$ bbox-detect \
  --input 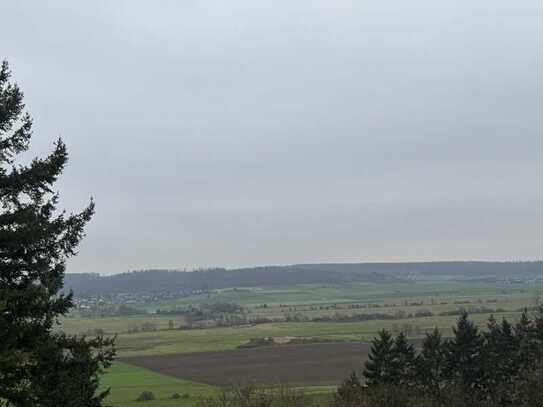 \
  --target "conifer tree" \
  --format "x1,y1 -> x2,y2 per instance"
515,309 -> 539,371
335,371 -> 363,405
363,329 -> 396,386
515,309 -> 532,338
482,316 -> 518,405
445,312 -> 484,398
0,61 -> 115,406
533,304 -> 543,345
391,332 -> 416,387
416,327 -> 446,397
499,317 -> 518,375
